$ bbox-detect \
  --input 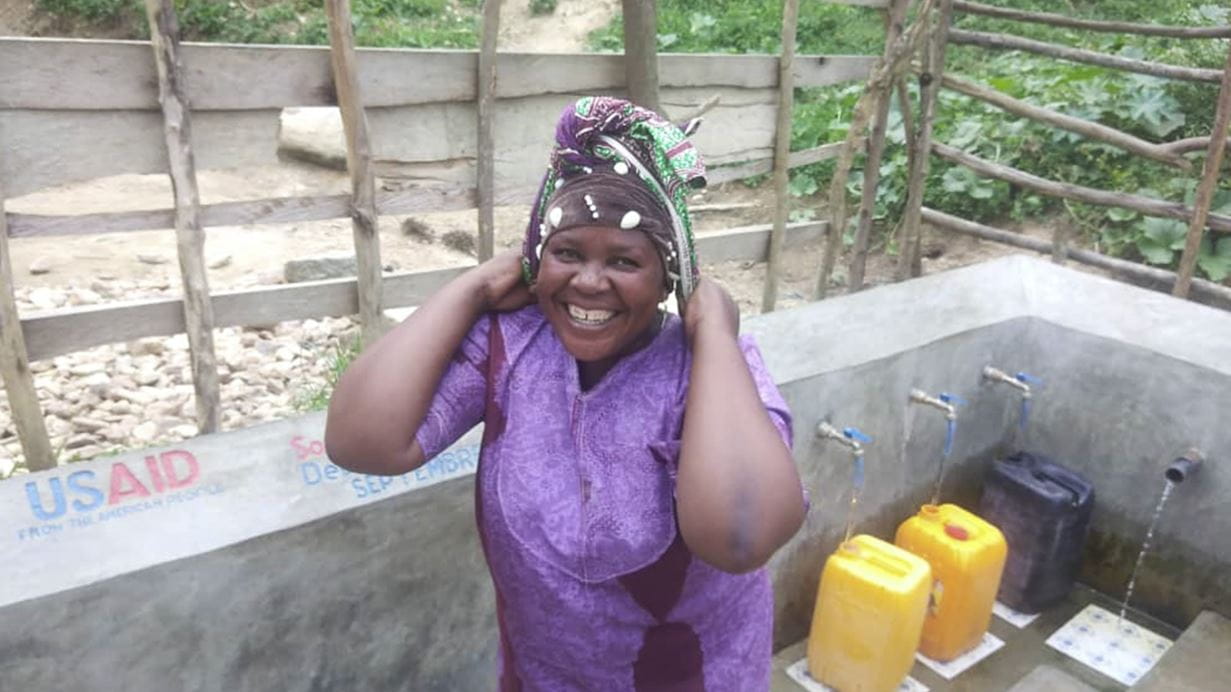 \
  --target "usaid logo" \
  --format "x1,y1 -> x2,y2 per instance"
23,450 -> 201,521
